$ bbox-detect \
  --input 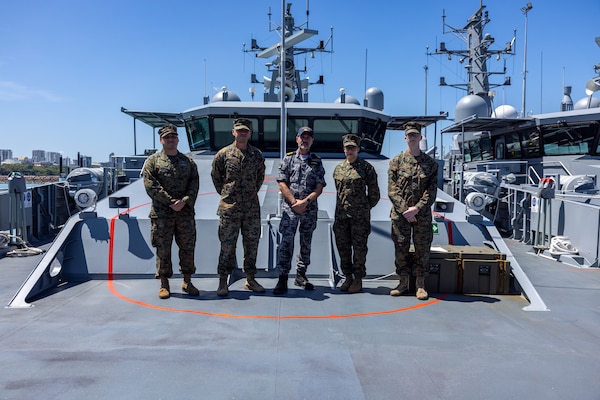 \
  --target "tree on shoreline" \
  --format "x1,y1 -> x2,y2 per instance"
1,164 -> 60,177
